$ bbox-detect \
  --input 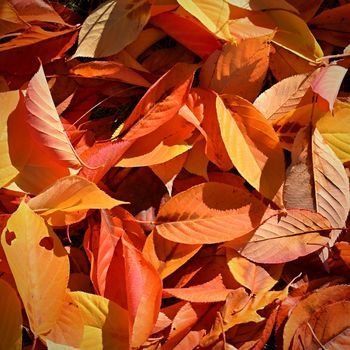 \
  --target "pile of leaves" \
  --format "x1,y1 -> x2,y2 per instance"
1,0 -> 350,349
